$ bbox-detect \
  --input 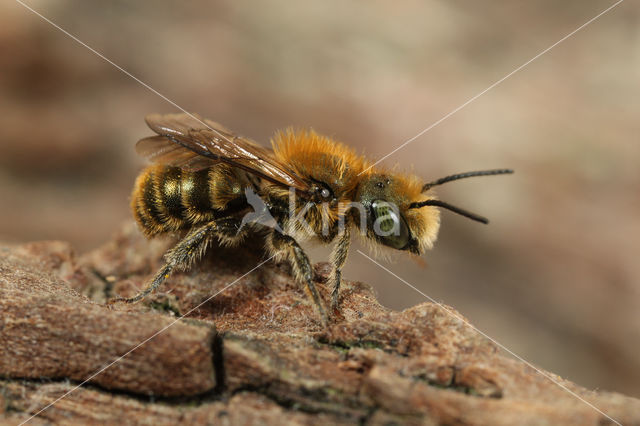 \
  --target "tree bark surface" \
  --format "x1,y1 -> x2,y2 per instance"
1,223 -> 638,425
